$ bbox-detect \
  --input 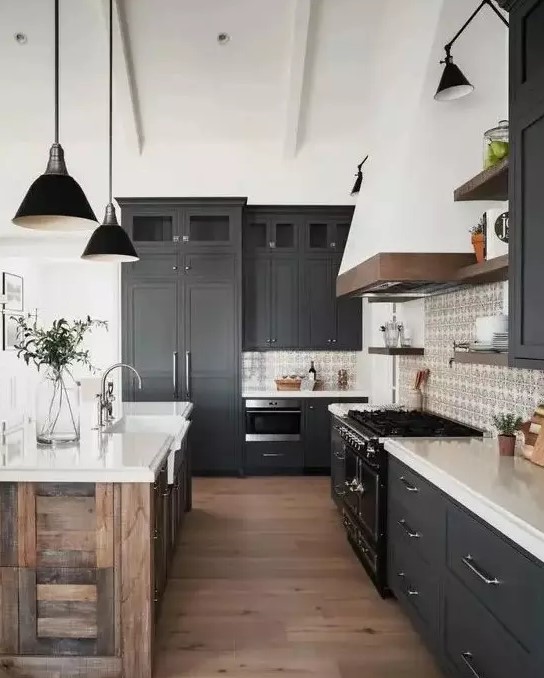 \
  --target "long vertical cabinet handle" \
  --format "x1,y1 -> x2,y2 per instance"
185,351 -> 191,400
173,351 -> 179,399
